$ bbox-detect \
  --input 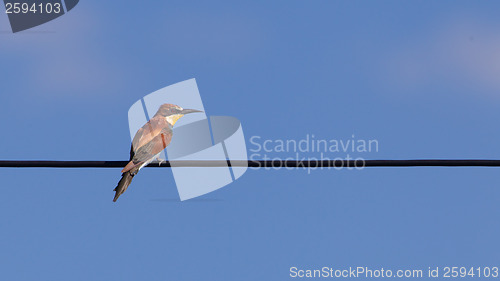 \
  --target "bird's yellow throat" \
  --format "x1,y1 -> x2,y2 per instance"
166,114 -> 184,126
